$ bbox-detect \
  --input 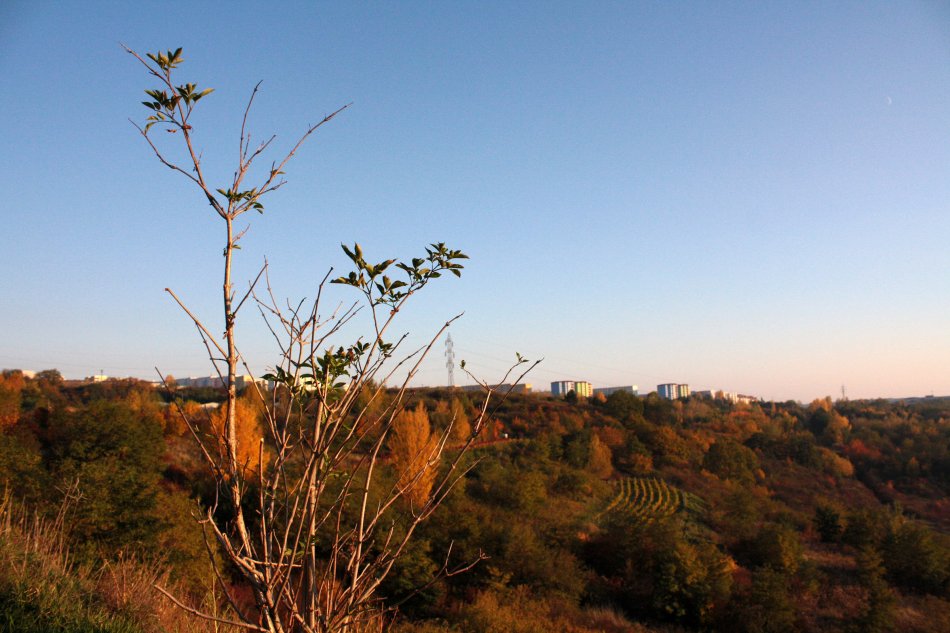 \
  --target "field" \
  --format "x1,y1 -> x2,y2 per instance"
598,477 -> 706,524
